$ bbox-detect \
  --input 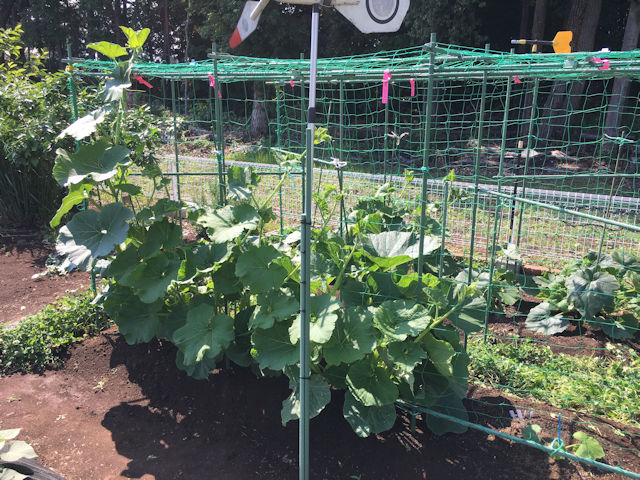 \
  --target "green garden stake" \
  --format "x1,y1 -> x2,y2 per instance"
170,80 -> 183,226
